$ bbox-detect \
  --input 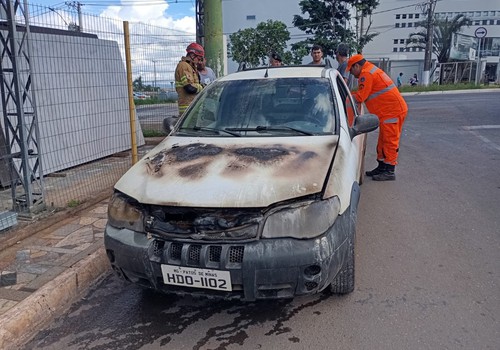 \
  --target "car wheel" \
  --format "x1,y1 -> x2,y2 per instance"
330,211 -> 356,294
